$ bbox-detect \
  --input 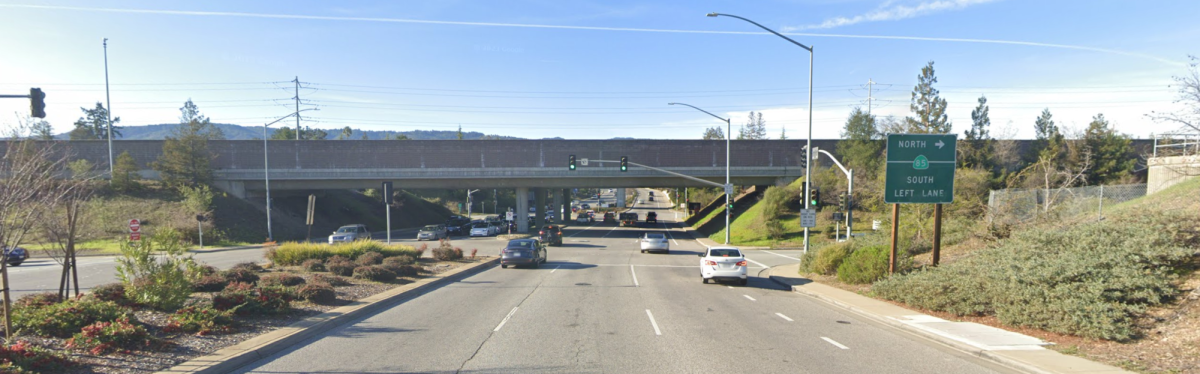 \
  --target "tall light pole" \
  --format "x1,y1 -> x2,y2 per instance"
668,102 -> 732,245
103,38 -> 114,181
263,108 -> 318,241
707,12 -> 815,252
